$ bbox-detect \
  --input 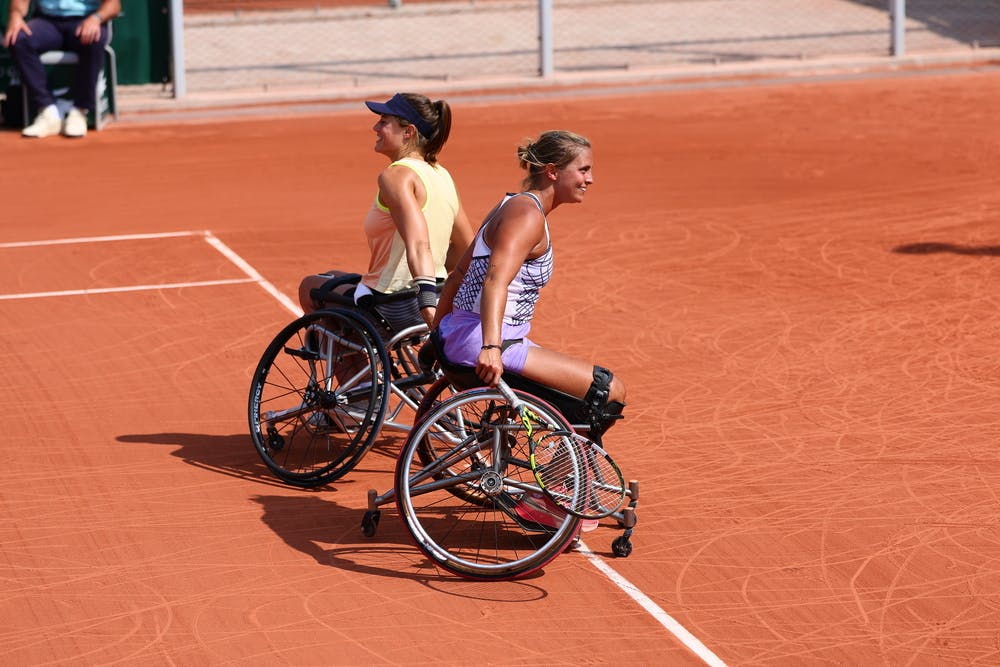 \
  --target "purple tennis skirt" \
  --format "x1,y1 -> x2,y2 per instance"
437,309 -> 536,373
